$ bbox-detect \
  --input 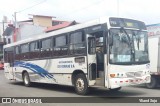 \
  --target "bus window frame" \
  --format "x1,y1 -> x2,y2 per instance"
29,40 -> 41,60
40,37 -> 53,58
20,43 -> 30,60
15,46 -> 20,61
69,30 -> 86,56
53,34 -> 69,57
